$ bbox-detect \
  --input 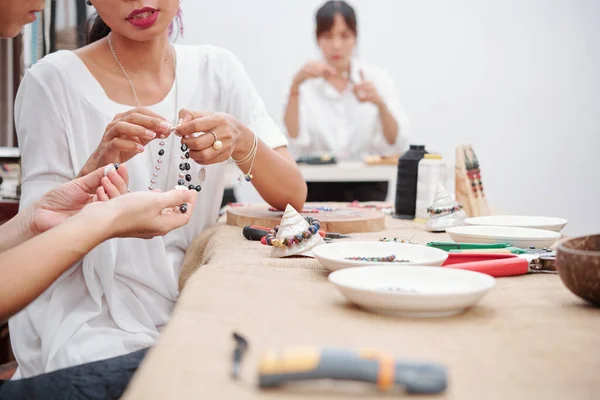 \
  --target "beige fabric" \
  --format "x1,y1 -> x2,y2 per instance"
126,216 -> 600,400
